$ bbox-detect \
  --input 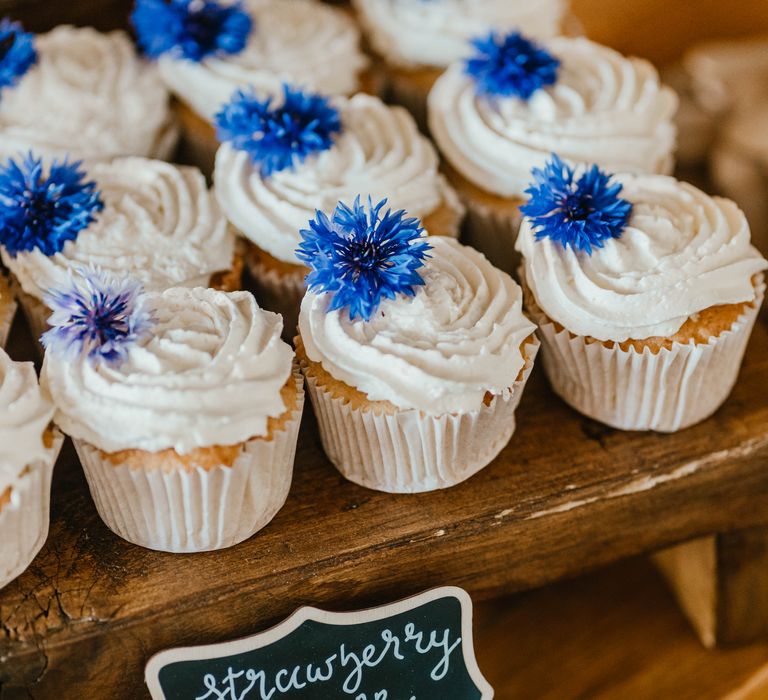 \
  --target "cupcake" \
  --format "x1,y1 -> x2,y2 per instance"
0,273 -> 16,348
0,21 -> 176,164
0,154 -> 238,343
428,32 -> 678,273
353,0 -> 569,127
516,155 -> 767,432
710,99 -> 768,254
41,271 -> 303,553
0,349 -> 63,589
214,86 -> 464,337
133,0 -> 373,175
296,197 -> 538,493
